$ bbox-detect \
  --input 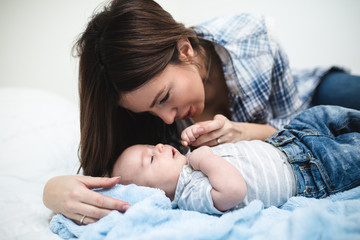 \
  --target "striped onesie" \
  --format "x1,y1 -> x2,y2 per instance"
172,140 -> 296,215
